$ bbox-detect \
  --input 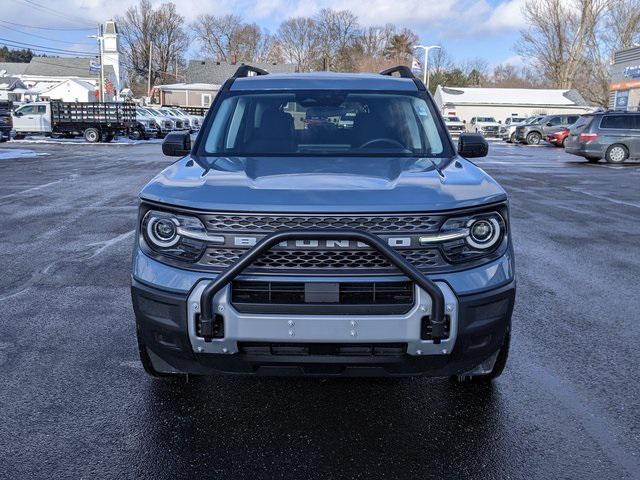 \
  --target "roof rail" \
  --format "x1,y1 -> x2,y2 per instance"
232,65 -> 269,78
379,66 -> 415,79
